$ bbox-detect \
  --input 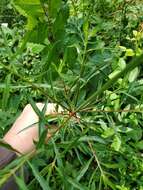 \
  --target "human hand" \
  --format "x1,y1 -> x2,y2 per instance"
3,103 -> 62,155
